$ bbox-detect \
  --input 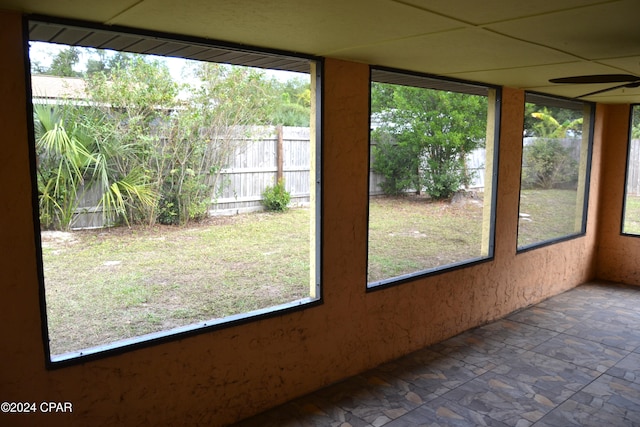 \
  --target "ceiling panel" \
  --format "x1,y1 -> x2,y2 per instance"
397,0 -> 608,25
108,0 -> 466,56
332,27 -> 576,75
449,61 -> 623,89
486,0 -> 640,60
526,83 -> 640,103
0,0 -> 138,21
2,0 -> 640,103
597,56 -> 640,77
